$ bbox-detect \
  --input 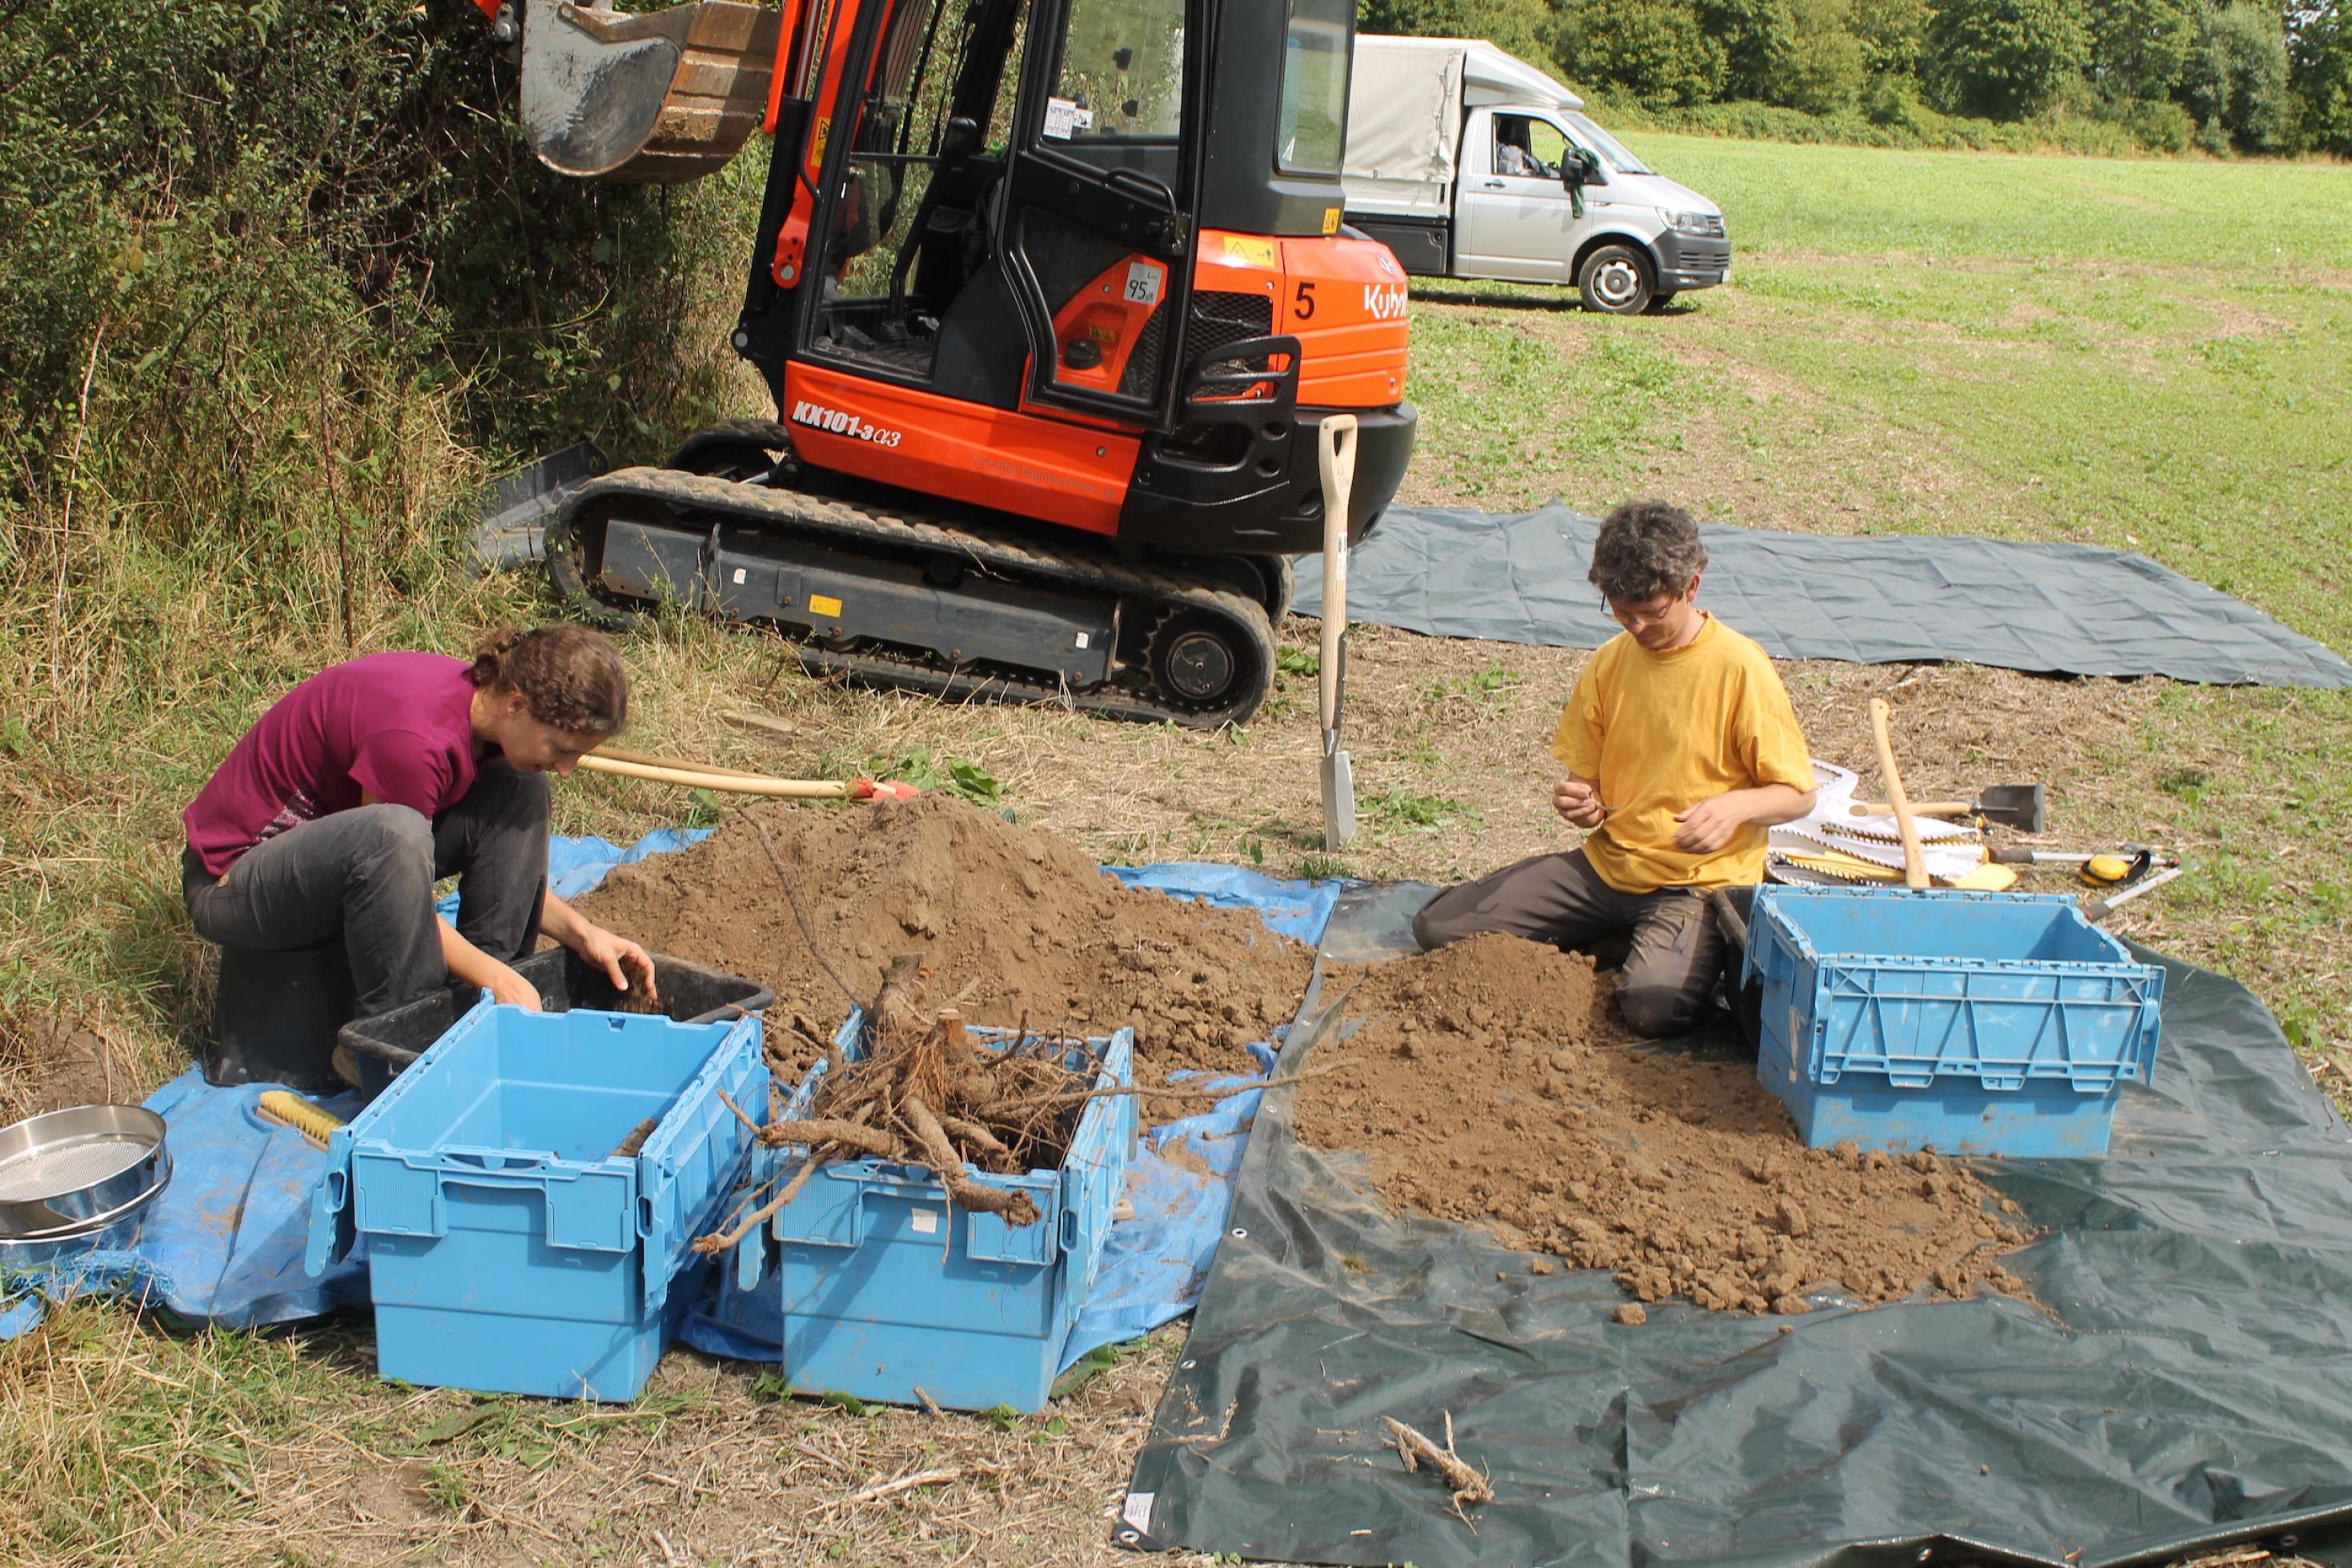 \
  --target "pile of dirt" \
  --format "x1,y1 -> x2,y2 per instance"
574,796 -> 1312,1081
1293,933 -> 2036,1315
